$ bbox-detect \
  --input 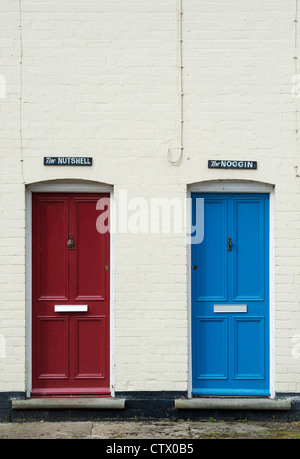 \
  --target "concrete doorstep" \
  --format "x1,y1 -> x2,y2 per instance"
12,397 -> 126,410
12,397 -> 291,412
174,398 -> 291,411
